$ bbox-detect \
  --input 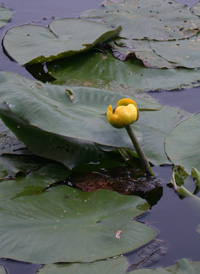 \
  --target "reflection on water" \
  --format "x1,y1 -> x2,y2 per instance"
127,166 -> 200,269
150,87 -> 200,114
